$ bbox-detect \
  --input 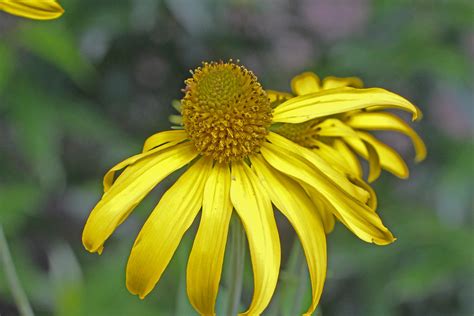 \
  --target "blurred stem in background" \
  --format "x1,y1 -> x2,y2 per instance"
276,238 -> 311,316
225,214 -> 246,315
0,225 -> 34,316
